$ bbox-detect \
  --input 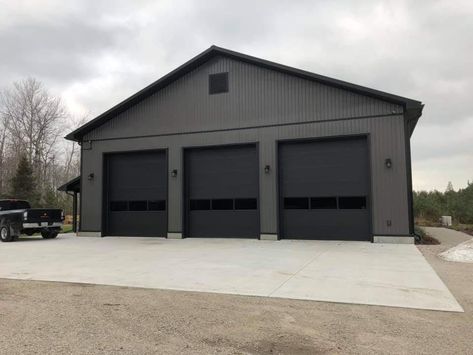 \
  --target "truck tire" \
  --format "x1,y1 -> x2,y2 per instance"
0,225 -> 14,242
41,230 -> 58,239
